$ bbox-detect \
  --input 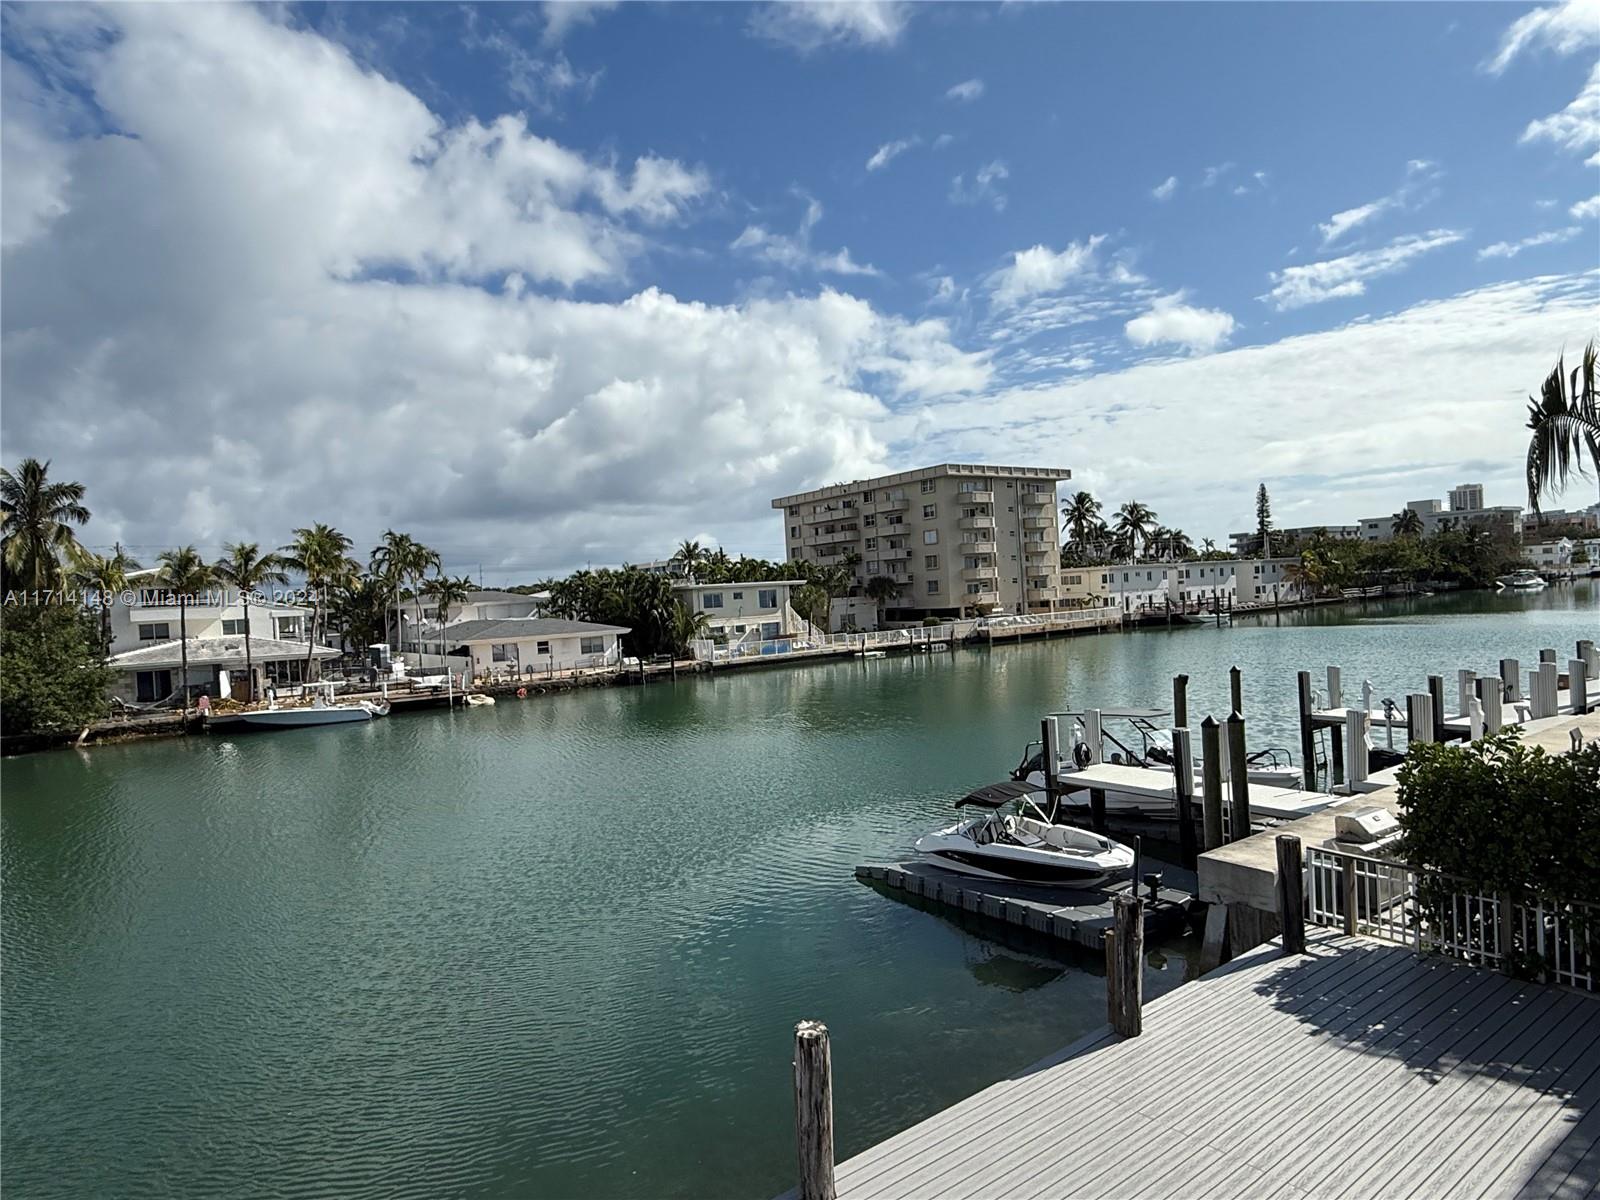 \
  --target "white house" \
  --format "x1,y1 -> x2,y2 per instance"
416,589 -> 547,653
107,636 -> 341,705
1523,538 -> 1573,569
1058,558 -> 1299,610
672,579 -> 812,643
441,618 -> 630,678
